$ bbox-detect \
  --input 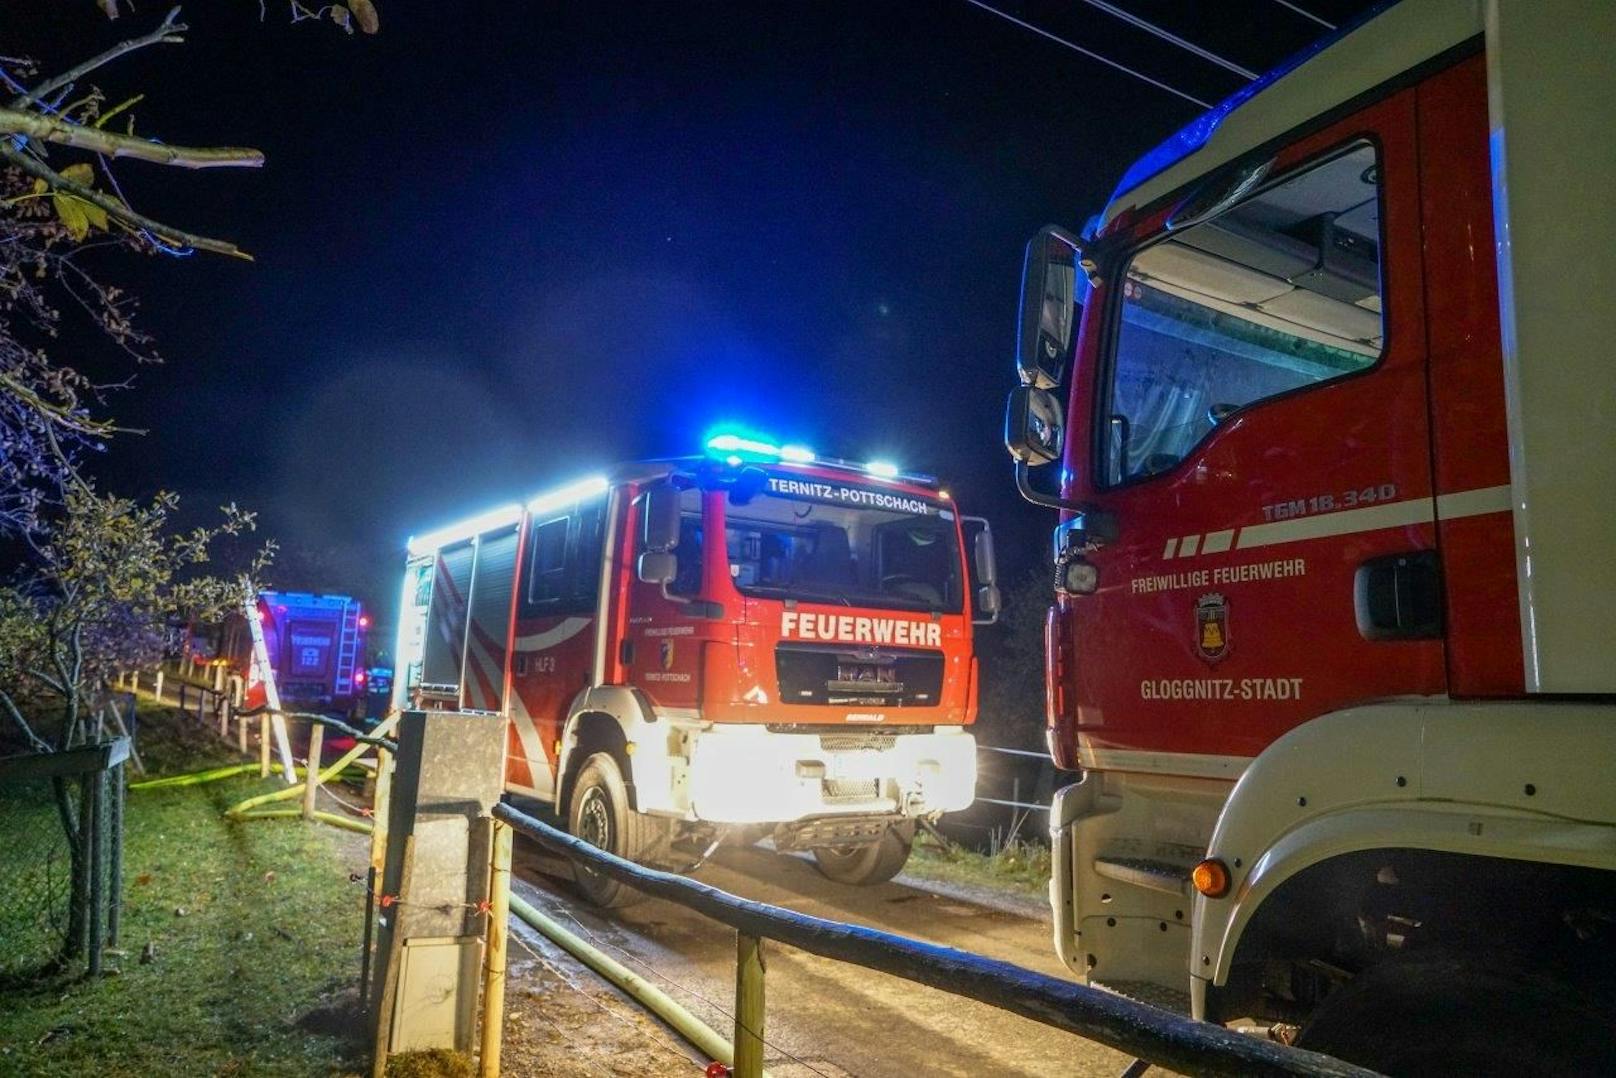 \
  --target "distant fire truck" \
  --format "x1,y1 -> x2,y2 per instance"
221,591 -> 369,716
1003,1 -> 1616,1071
392,435 -> 998,902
